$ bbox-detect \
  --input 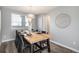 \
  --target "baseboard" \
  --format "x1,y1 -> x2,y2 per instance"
2,39 -> 15,43
50,40 -> 79,53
